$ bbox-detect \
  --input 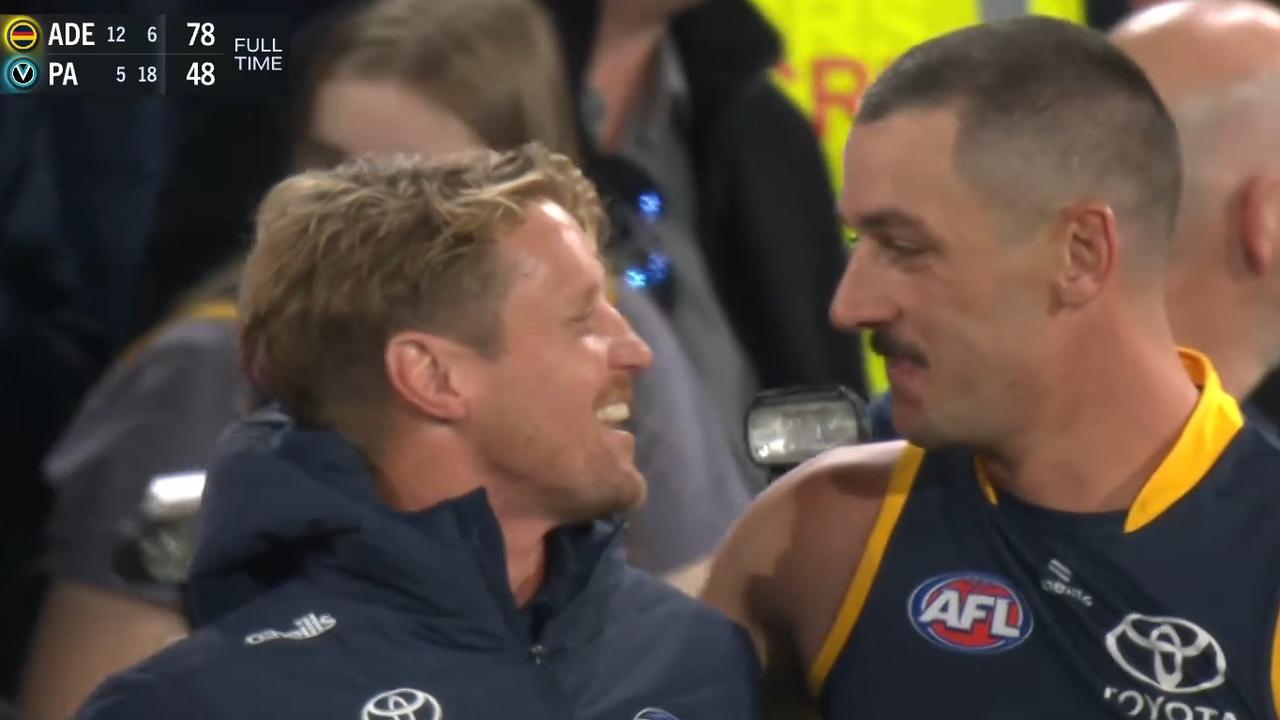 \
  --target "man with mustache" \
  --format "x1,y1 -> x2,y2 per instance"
74,147 -> 761,720
702,15 -> 1280,719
